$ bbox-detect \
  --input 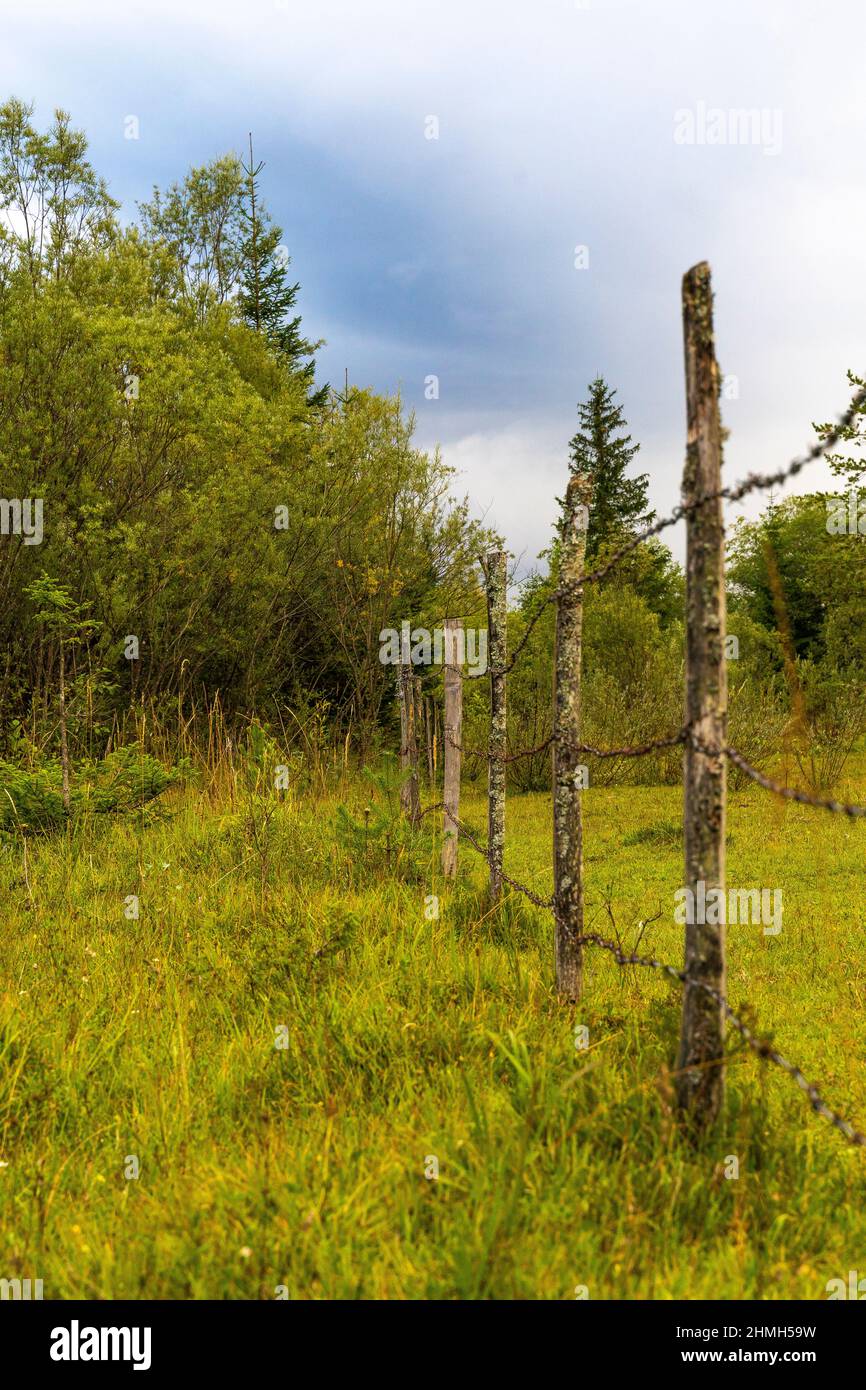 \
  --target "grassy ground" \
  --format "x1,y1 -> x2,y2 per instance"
1,760 -> 865,1300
